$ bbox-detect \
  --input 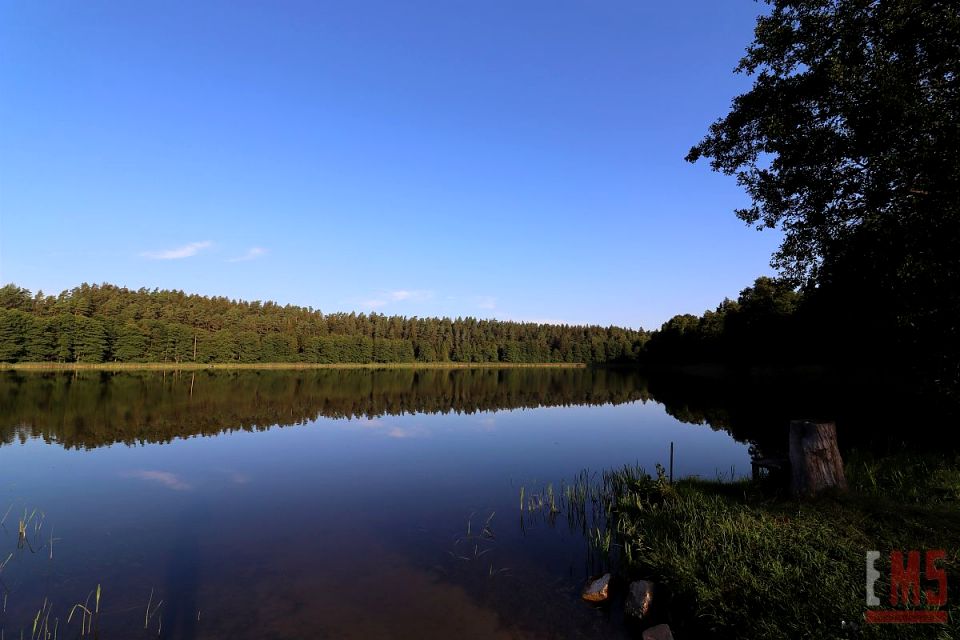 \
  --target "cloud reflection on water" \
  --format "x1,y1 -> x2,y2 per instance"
123,469 -> 192,491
